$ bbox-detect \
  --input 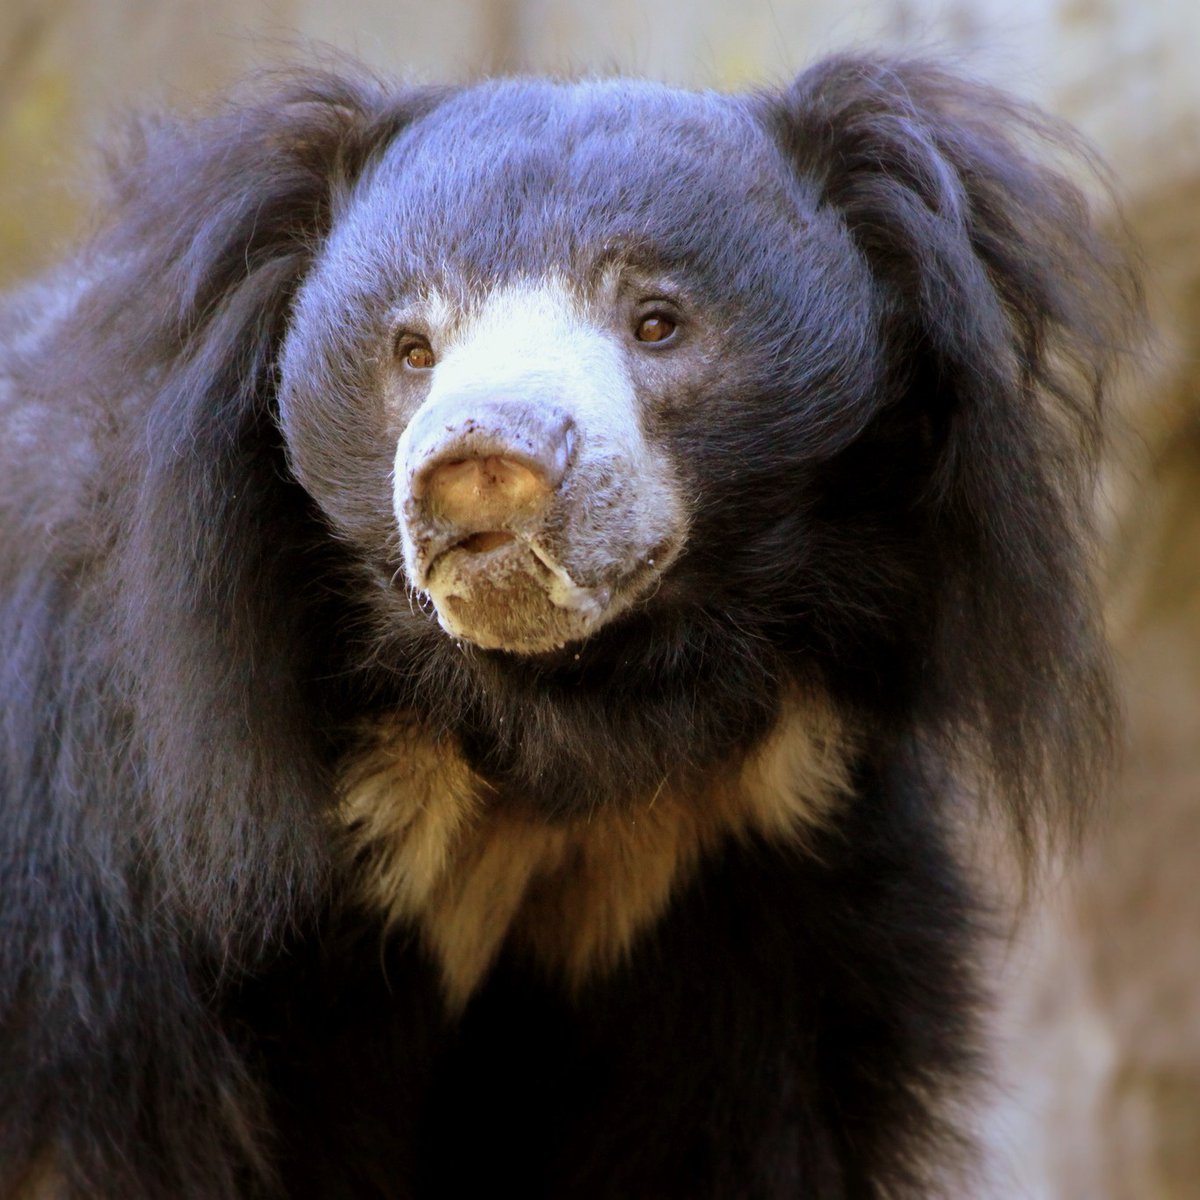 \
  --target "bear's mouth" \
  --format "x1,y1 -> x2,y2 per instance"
455,530 -> 518,555
422,533 -> 613,654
